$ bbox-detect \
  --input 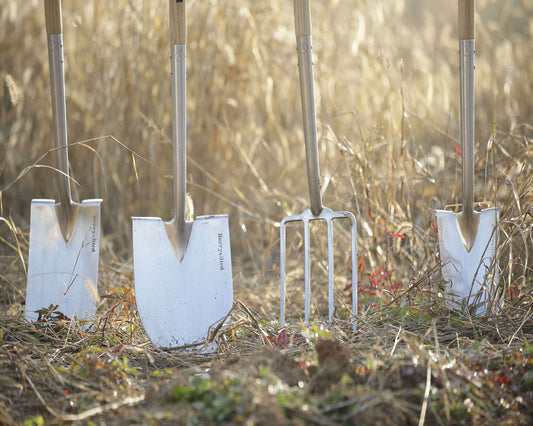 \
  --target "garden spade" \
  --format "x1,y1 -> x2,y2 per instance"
132,0 -> 233,349
25,0 -> 102,323
436,0 -> 499,316
280,0 -> 357,330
